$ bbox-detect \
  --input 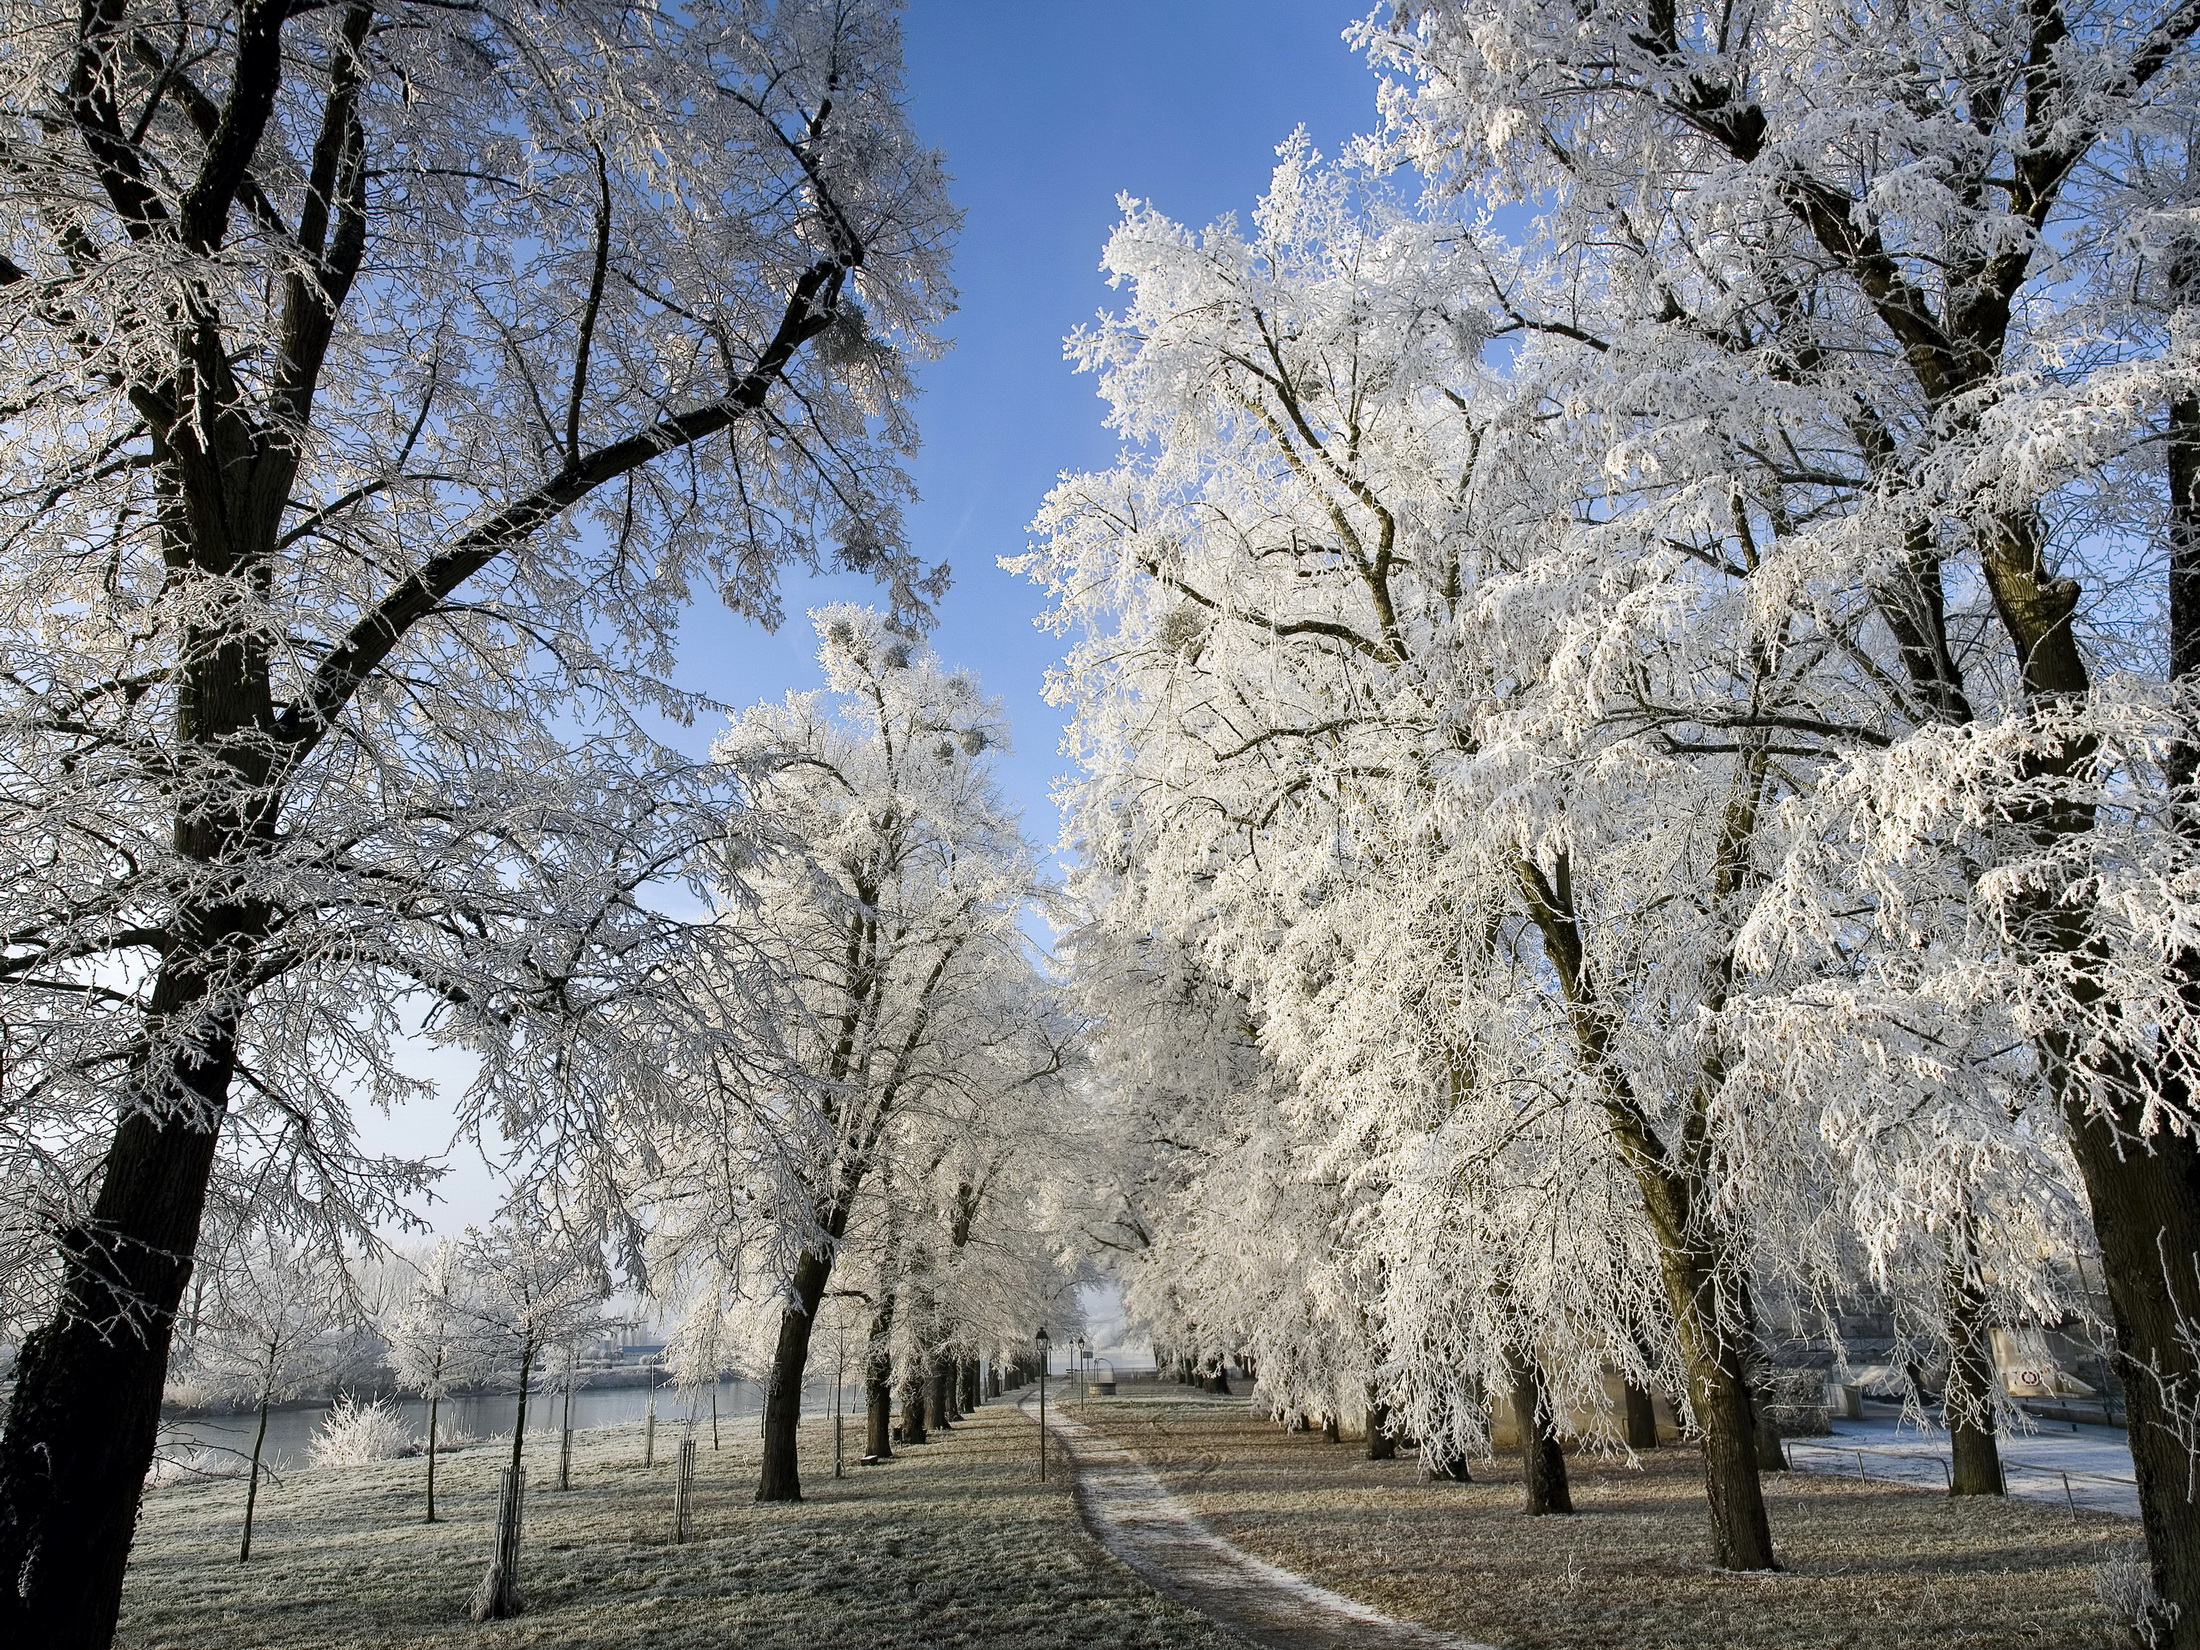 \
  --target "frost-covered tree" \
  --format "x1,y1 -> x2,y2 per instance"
1025,144 -> 1840,1559
1361,0 -> 2200,1618
647,608 -> 1064,1502
171,1237 -> 352,1563
383,1240 -> 496,1523
459,1215 -> 607,1500
0,0 -> 951,1637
